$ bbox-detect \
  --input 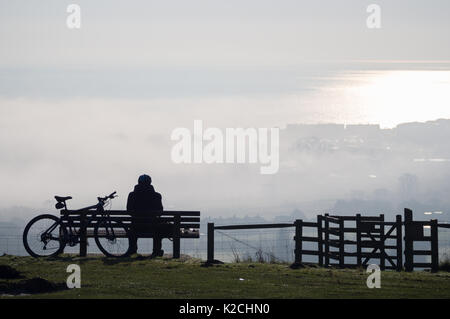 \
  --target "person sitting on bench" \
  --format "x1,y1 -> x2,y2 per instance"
127,174 -> 164,257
